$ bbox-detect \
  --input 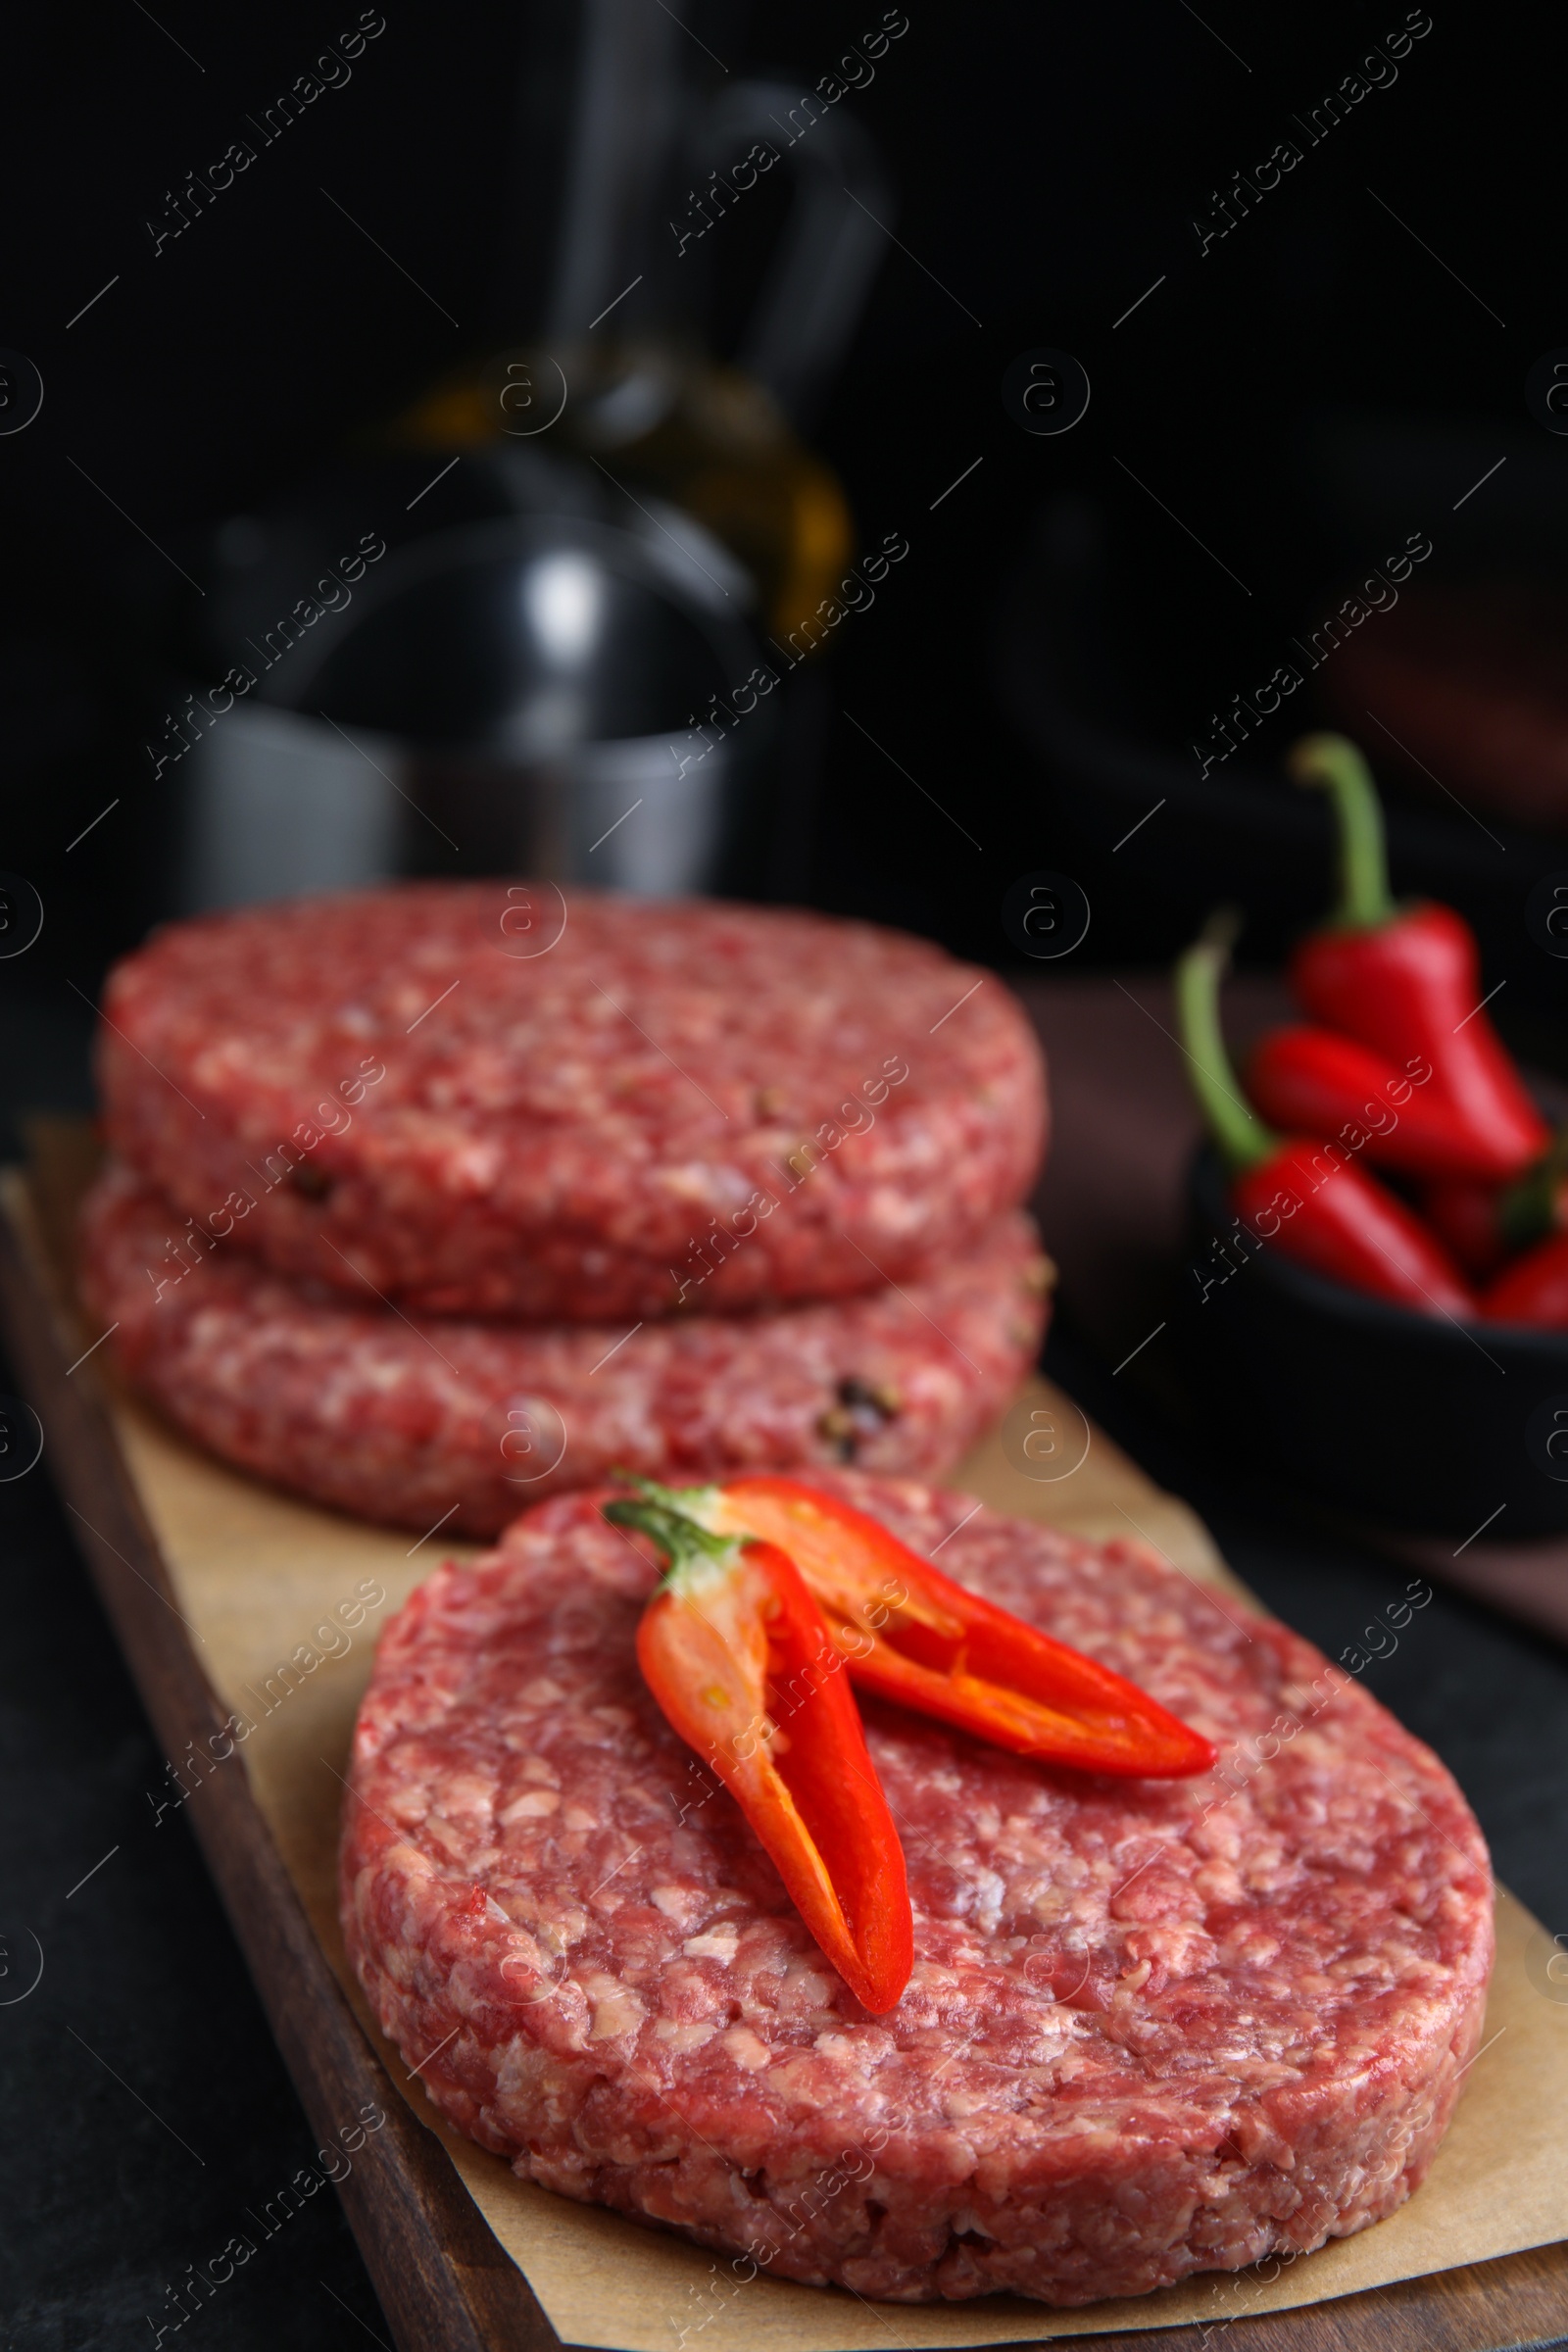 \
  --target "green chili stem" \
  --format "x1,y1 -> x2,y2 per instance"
1499,1136 -> 1568,1250
603,1494 -> 738,1587
1173,916 -> 1278,1174
1287,733 -> 1396,930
